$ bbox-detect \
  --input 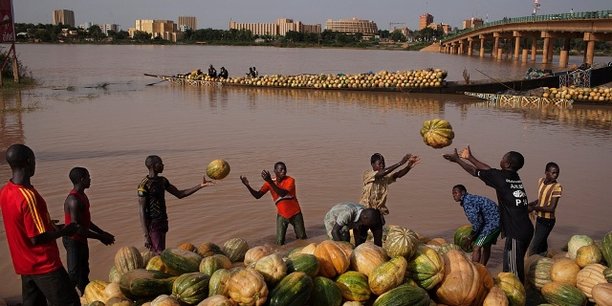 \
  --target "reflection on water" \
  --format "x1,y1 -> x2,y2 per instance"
470,99 -> 612,131
0,90 -> 27,164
